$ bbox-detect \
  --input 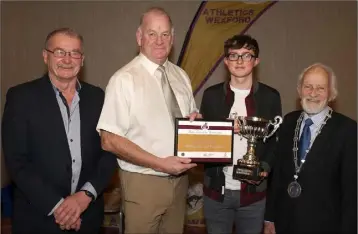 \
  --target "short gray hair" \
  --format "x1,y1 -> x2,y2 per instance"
45,27 -> 84,50
297,63 -> 338,102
